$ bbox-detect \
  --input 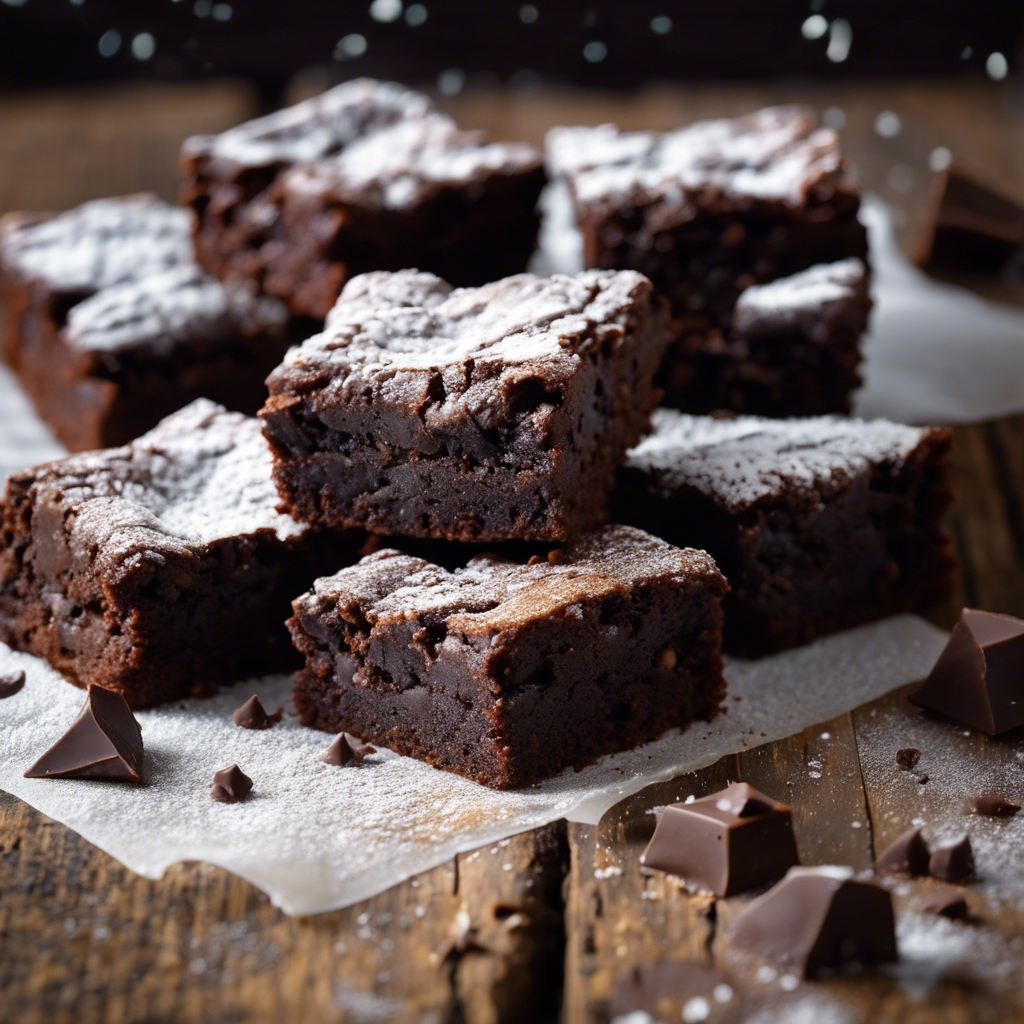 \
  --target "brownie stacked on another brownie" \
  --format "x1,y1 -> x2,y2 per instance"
0,195 -> 294,451
546,106 -> 870,413
182,78 -> 546,320
662,258 -> 871,416
616,410 -> 957,655
289,525 -> 728,788
260,268 -> 668,542
0,399 -> 364,708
